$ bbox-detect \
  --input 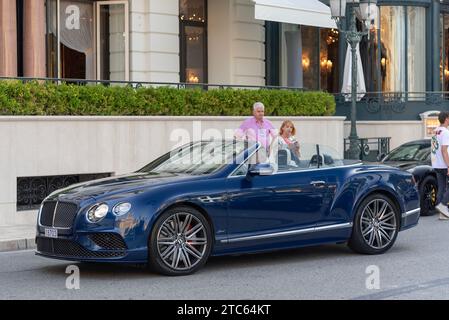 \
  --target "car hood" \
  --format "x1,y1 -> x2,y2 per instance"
380,160 -> 425,171
46,172 -> 201,203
